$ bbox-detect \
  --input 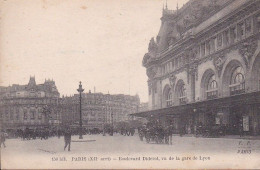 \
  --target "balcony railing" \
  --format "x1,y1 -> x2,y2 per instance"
206,90 -> 218,100
230,82 -> 245,96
